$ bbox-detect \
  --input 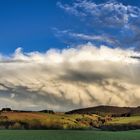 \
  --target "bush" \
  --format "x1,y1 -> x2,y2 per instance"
9,122 -> 22,129
28,119 -> 42,129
